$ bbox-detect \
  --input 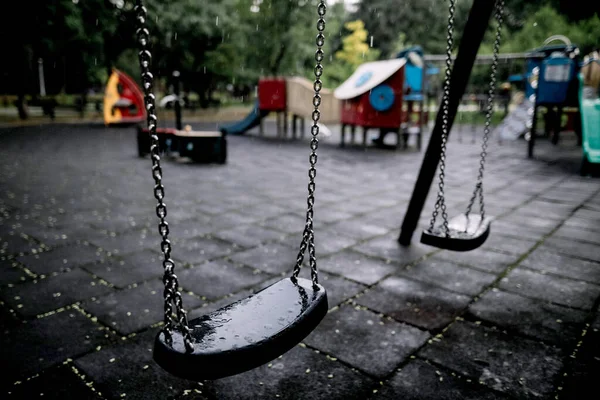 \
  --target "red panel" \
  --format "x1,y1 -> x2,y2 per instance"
339,68 -> 405,129
116,70 -> 145,122
258,78 -> 287,111
341,98 -> 360,125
